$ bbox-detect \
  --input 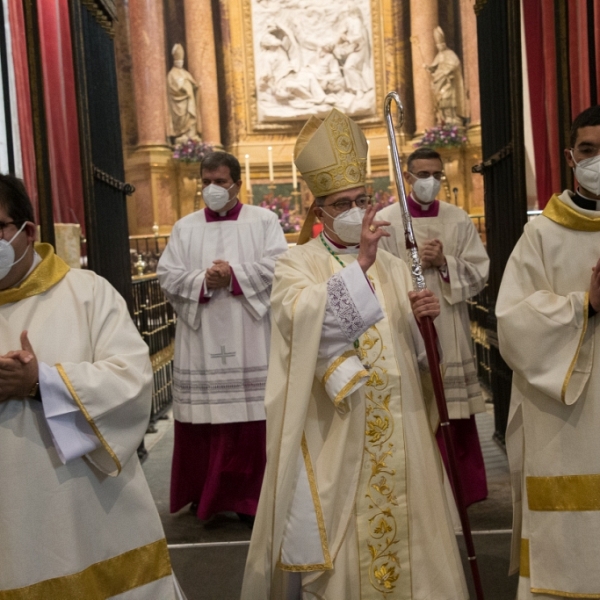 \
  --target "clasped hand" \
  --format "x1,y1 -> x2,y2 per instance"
205,260 -> 232,289
419,238 -> 446,269
0,331 -> 38,403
